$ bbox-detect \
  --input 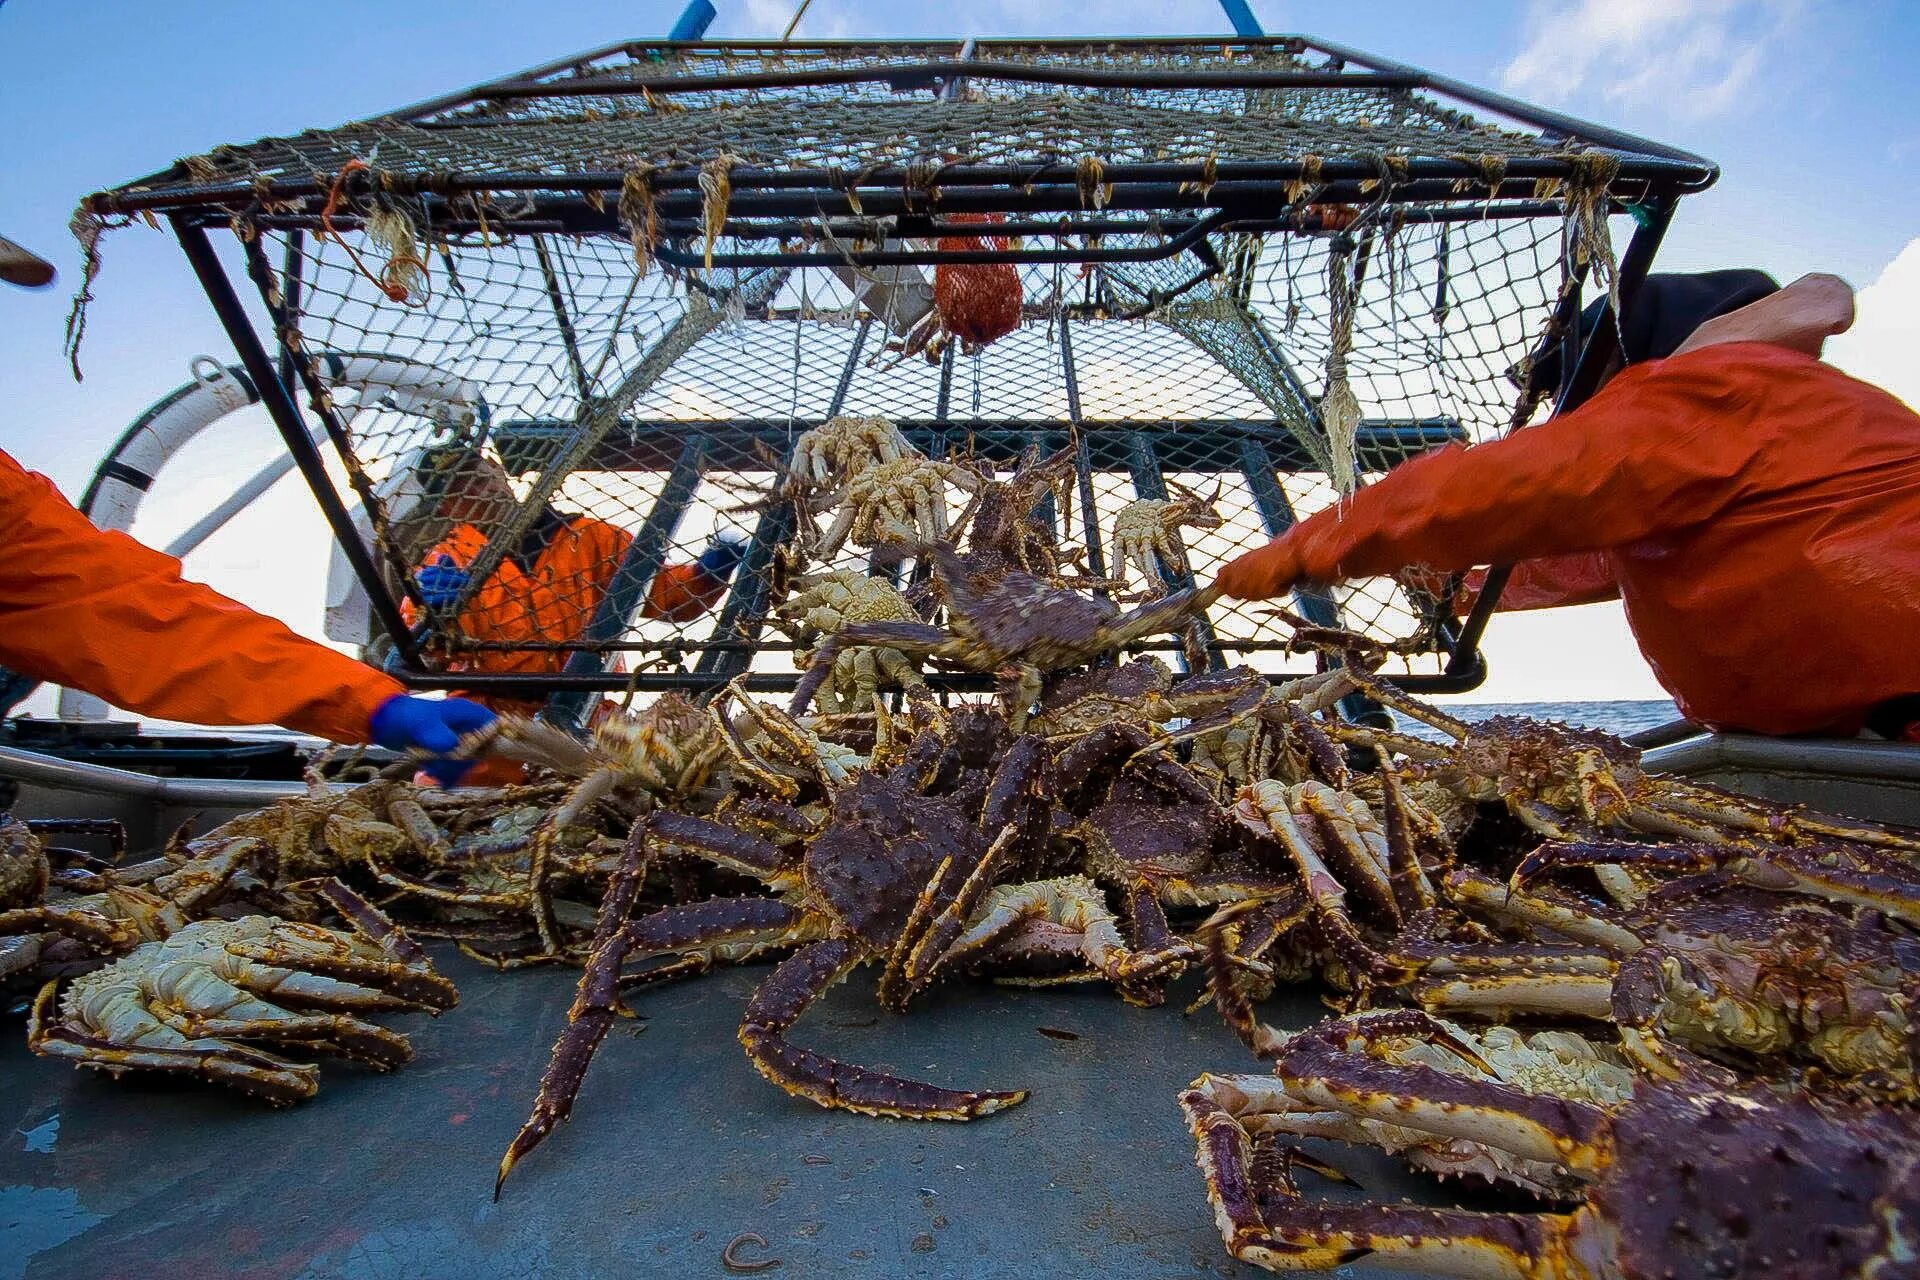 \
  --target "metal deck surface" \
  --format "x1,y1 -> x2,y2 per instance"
4,950 -> 1446,1279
